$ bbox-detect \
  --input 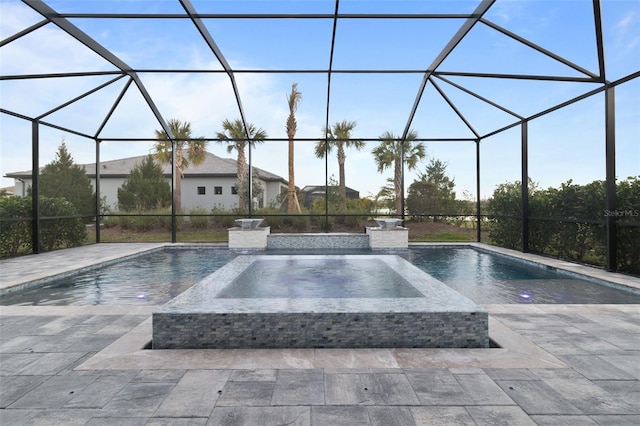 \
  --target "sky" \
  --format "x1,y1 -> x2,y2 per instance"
1,0 -> 639,201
